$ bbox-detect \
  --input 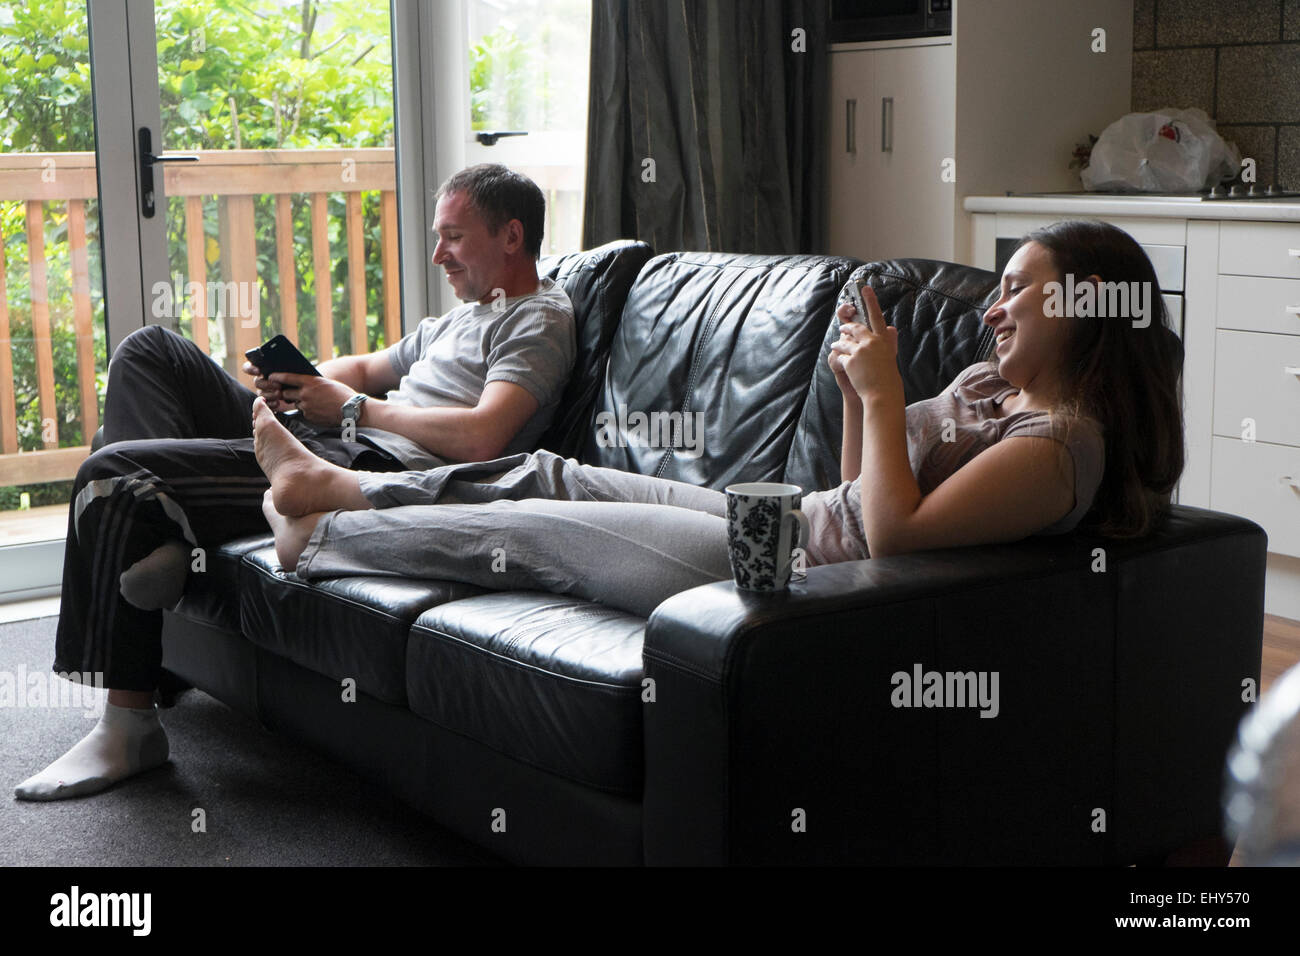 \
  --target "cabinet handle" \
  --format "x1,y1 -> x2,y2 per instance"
1282,476 -> 1300,489
846,99 -> 856,154
881,97 -> 894,152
